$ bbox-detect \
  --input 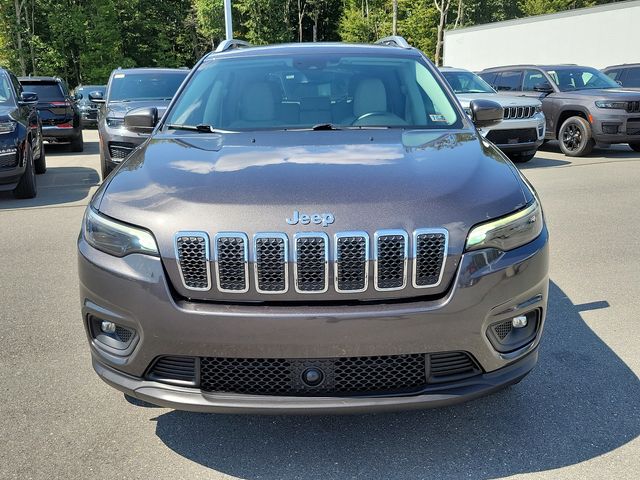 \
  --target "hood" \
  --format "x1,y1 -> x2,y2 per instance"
0,105 -> 17,121
105,99 -> 171,119
456,93 -> 540,108
97,129 -> 531,302
555,88 -> 640,101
